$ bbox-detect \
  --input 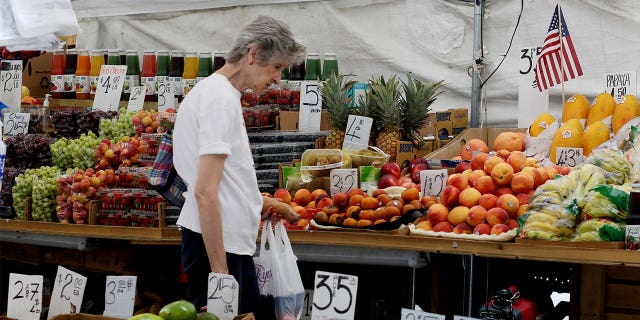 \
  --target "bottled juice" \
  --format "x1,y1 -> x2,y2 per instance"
289,60 -> 305,81
627,184 -> 640,250
156,50 -> 171,104
213,51 -> 226,72
141,50 -> 157,102
106,50 -> 120,65
182,51 -> 198,98
75,50 -> 91,100
170,50 -> 184,104
123,50 -> 141,101
322,53 -> 339,80
305,52 -> 321,81
50,50 -> 66,99
63,49 -> 77,99
119,49 -> 126,65
89,50 -> 105,99
281,66 -> 290,81
196,51 -> 212,84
